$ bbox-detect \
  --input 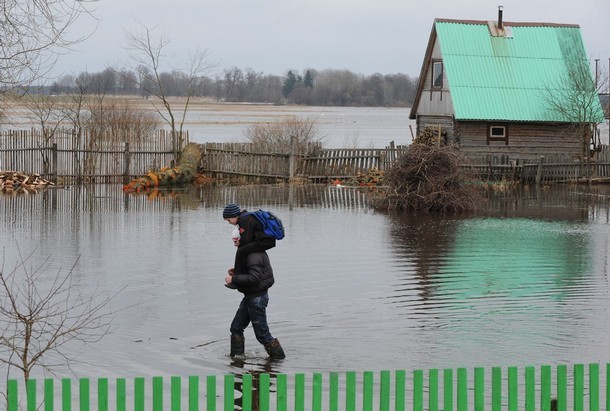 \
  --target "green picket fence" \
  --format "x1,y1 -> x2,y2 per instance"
4,363 -> 609,410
